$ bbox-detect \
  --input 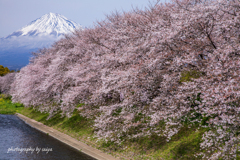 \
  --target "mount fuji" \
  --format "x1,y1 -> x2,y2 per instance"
0,13 -> 82,70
